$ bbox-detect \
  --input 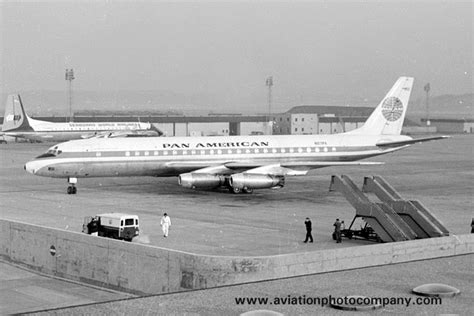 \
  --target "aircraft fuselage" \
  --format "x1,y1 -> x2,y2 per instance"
25,134 -> 408,178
